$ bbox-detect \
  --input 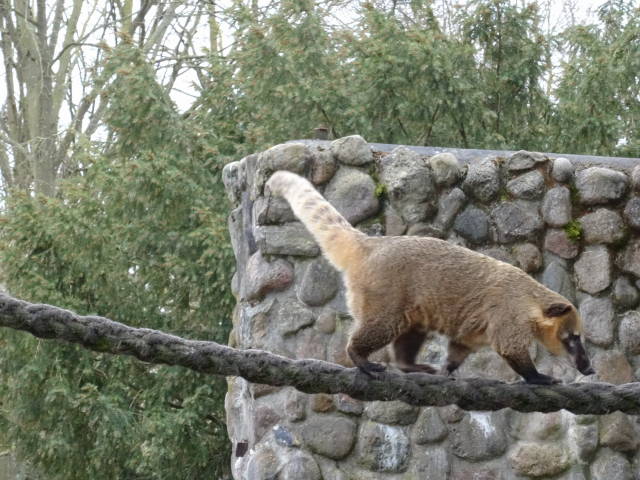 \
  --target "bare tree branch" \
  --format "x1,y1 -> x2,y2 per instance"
0,0 -> 218,195
0,293 -> 638,415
